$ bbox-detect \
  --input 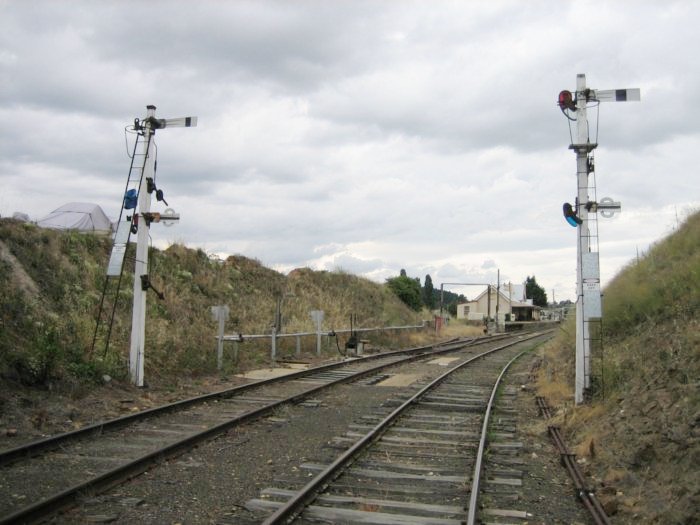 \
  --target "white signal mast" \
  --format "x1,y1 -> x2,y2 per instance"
559,74 -> 639,404
129,105 -> 196,386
